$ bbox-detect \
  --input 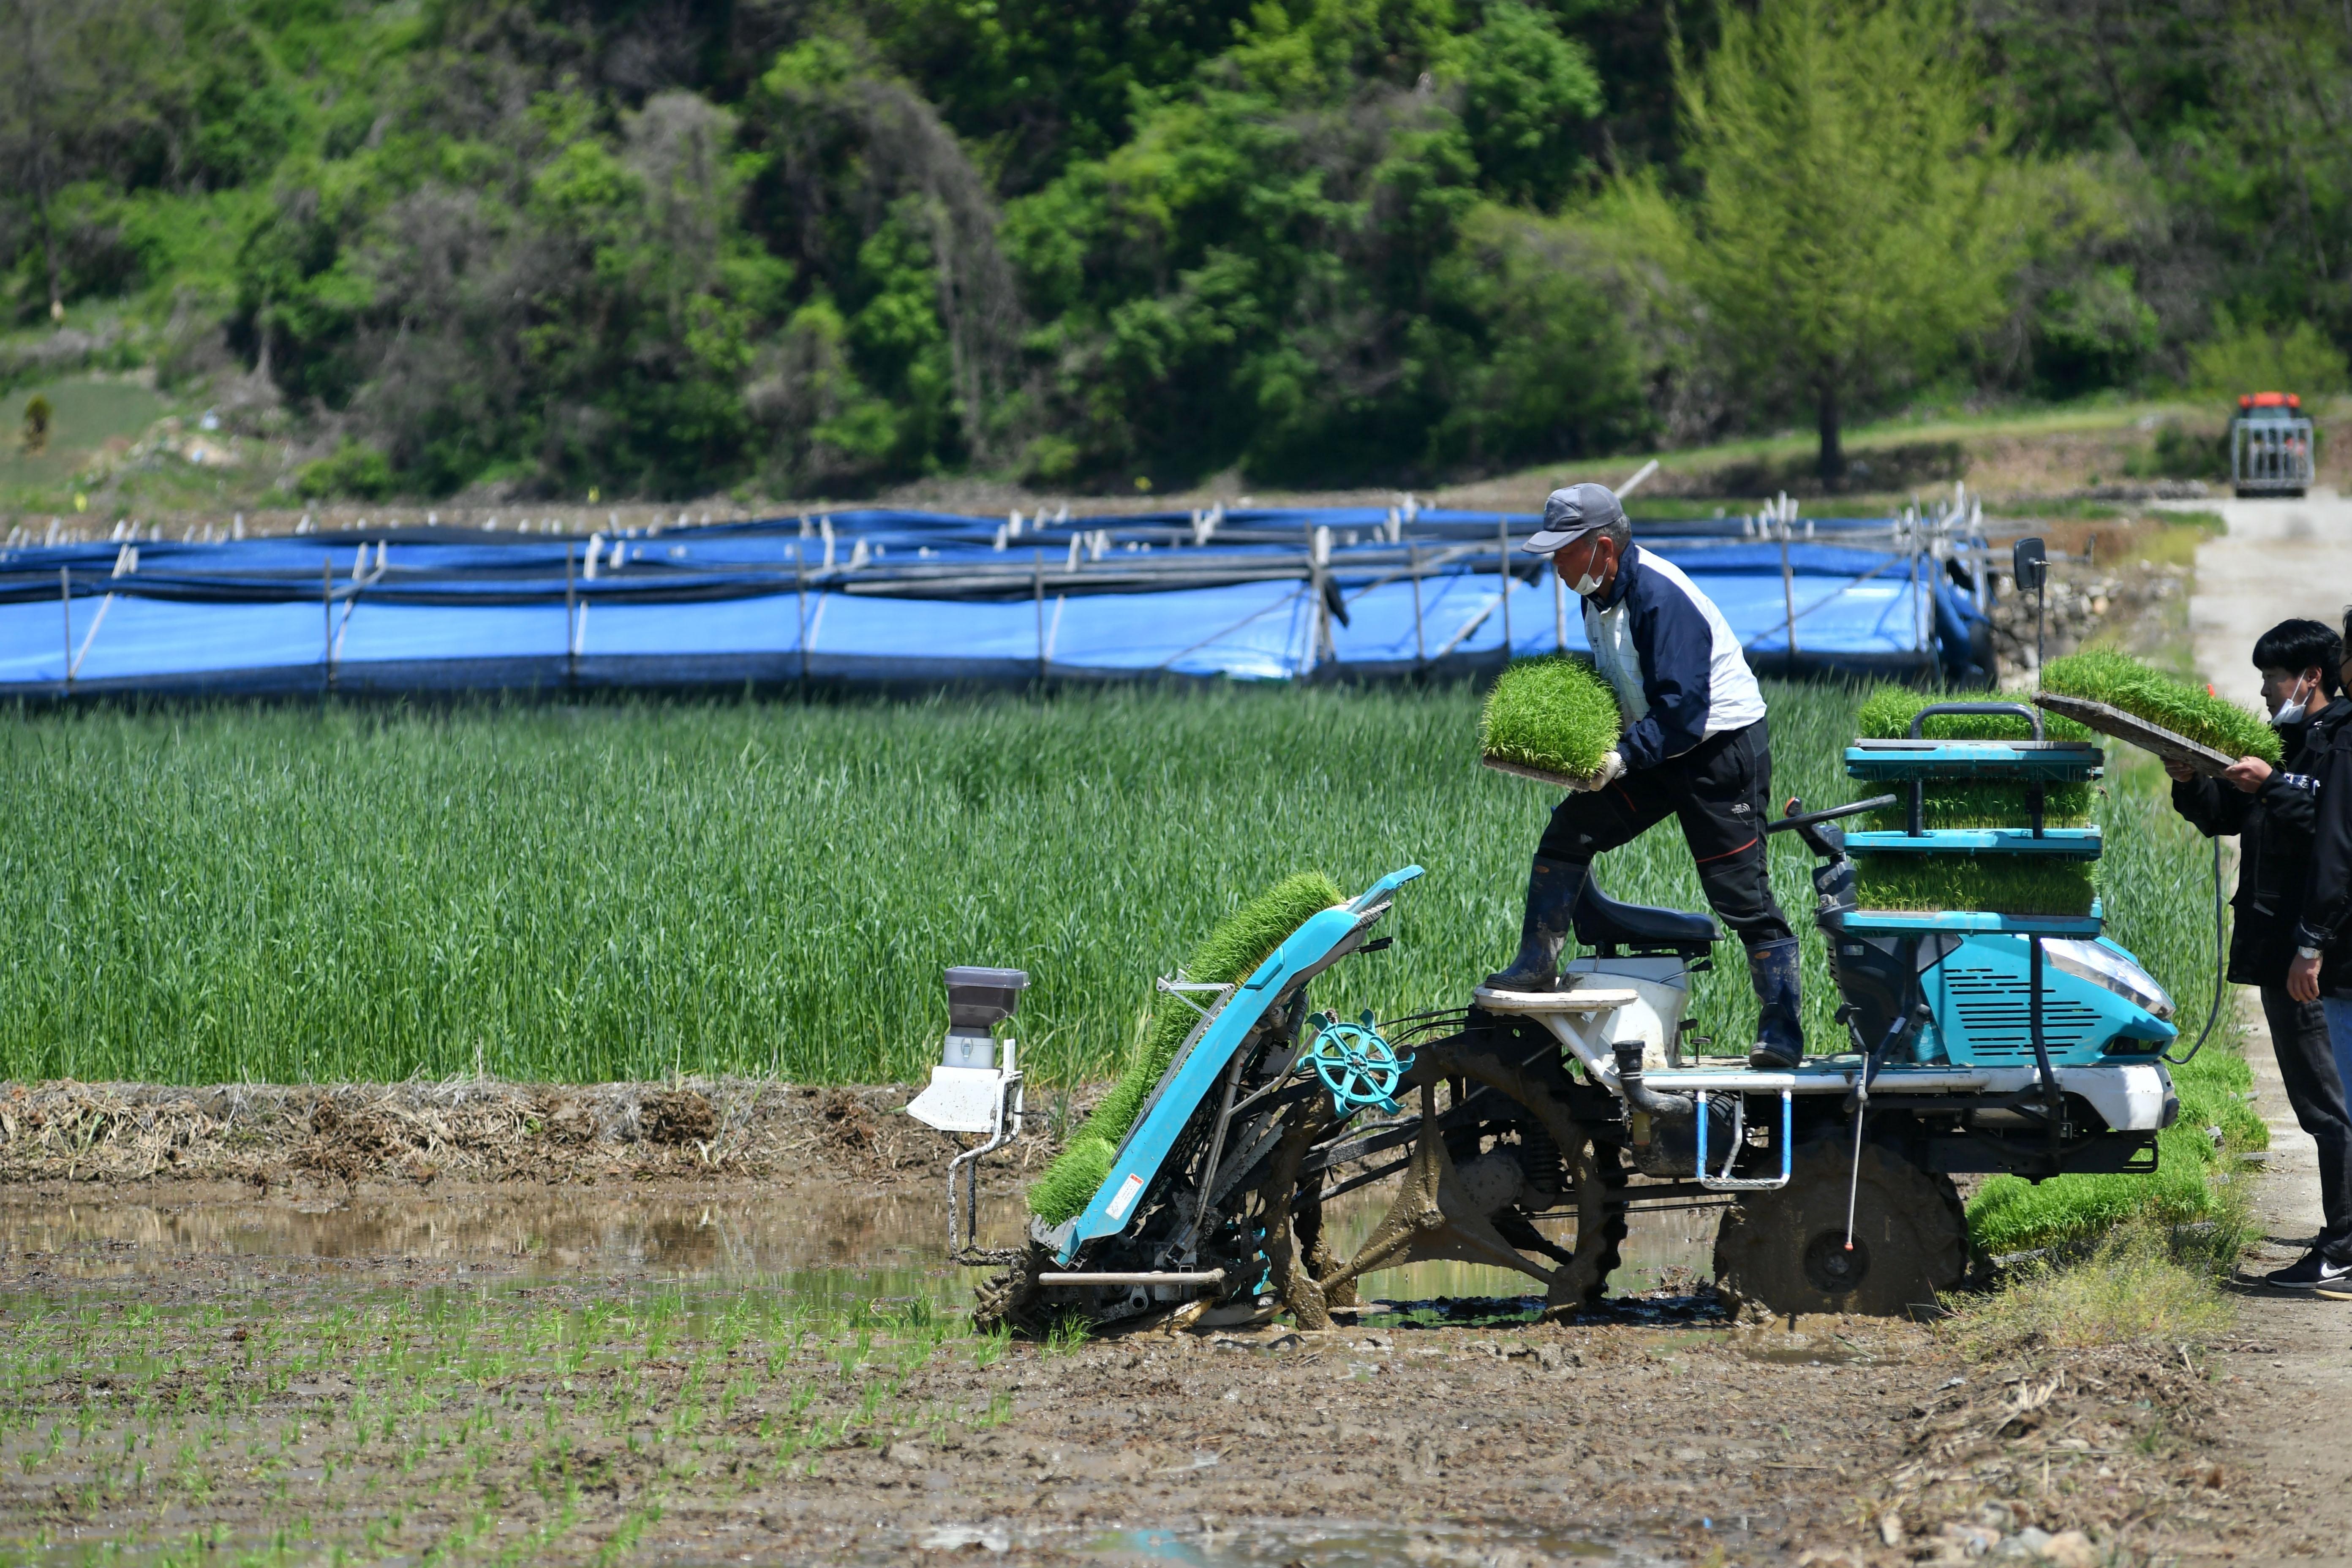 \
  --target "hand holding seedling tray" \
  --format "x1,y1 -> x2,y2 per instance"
1479,657 -> 1624,787
2035,649 -> 2281,778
